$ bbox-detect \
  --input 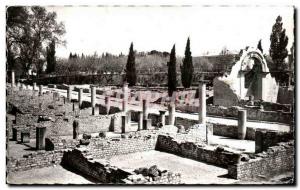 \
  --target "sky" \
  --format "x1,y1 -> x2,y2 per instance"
46,6 -> 295,58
